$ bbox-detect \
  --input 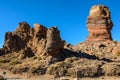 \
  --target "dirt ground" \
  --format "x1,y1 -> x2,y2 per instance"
1,68 -> 120,80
